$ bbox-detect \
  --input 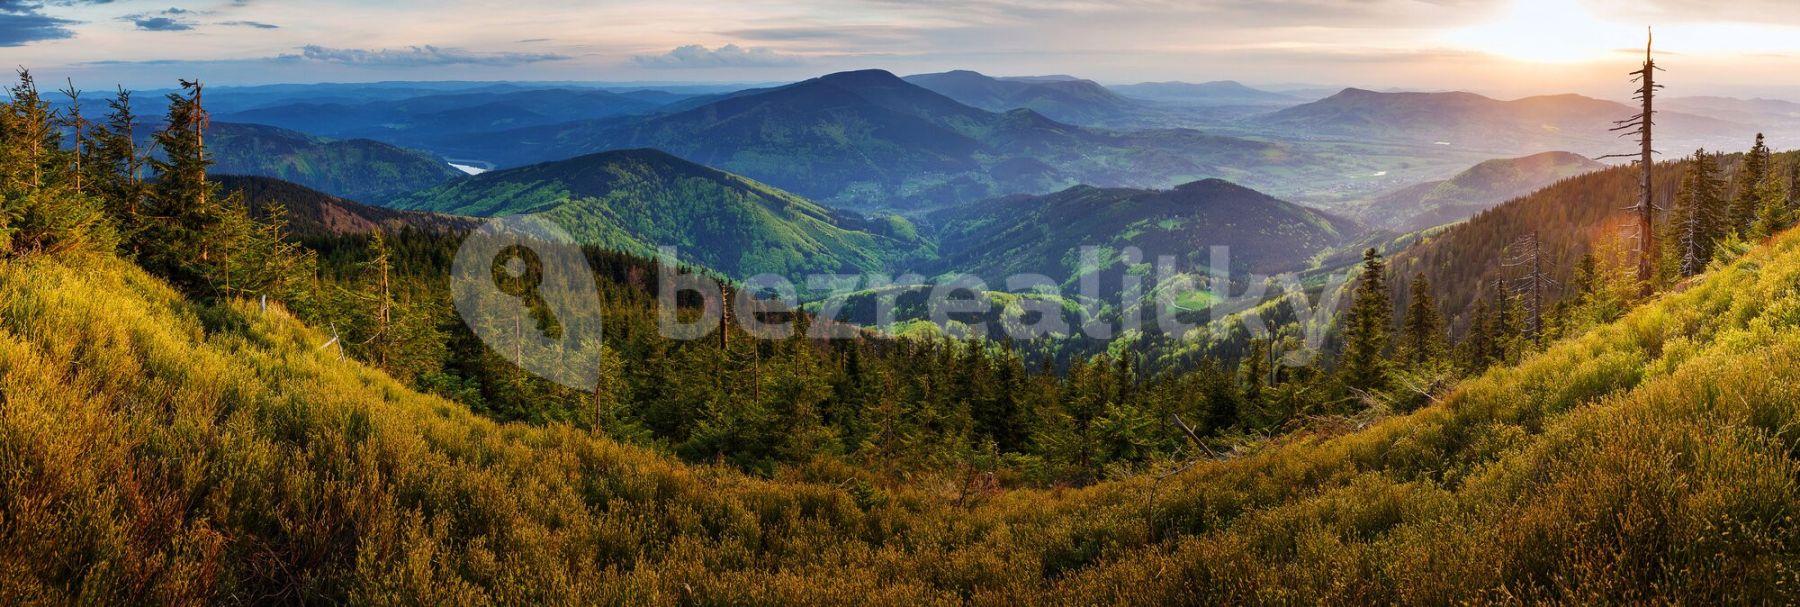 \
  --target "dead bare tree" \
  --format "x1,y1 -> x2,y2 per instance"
57,79 -> 84,195
1601,29 -> 1663,295
1503,231 -> 1557,344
